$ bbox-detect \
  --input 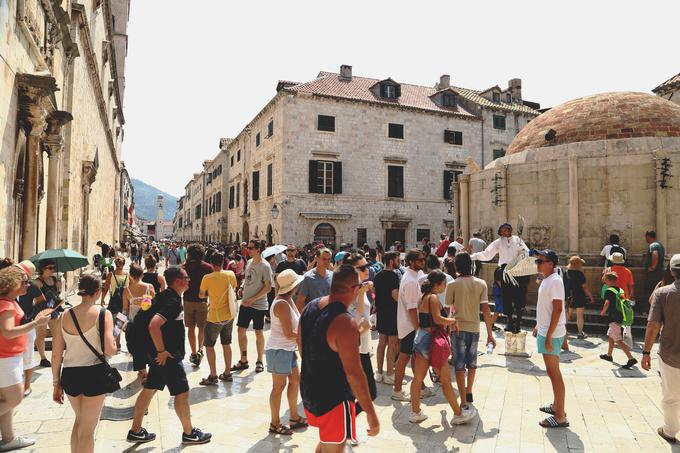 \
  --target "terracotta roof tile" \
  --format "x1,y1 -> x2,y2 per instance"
452,86 -> 540,114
